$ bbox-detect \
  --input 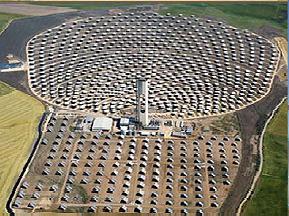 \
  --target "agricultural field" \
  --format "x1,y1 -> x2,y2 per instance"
0,81 -> 13,96
0,82 -> 44,214
242,101 -> 287,216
